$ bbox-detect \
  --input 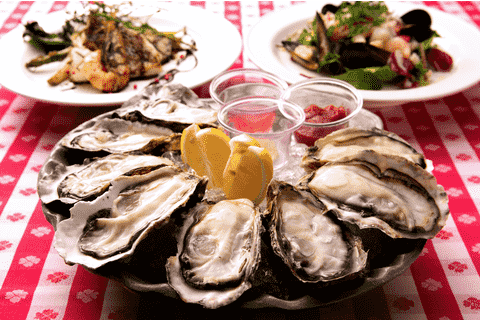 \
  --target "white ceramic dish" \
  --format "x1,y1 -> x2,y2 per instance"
0,3 -> 242,106
245,2 -> 480,108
